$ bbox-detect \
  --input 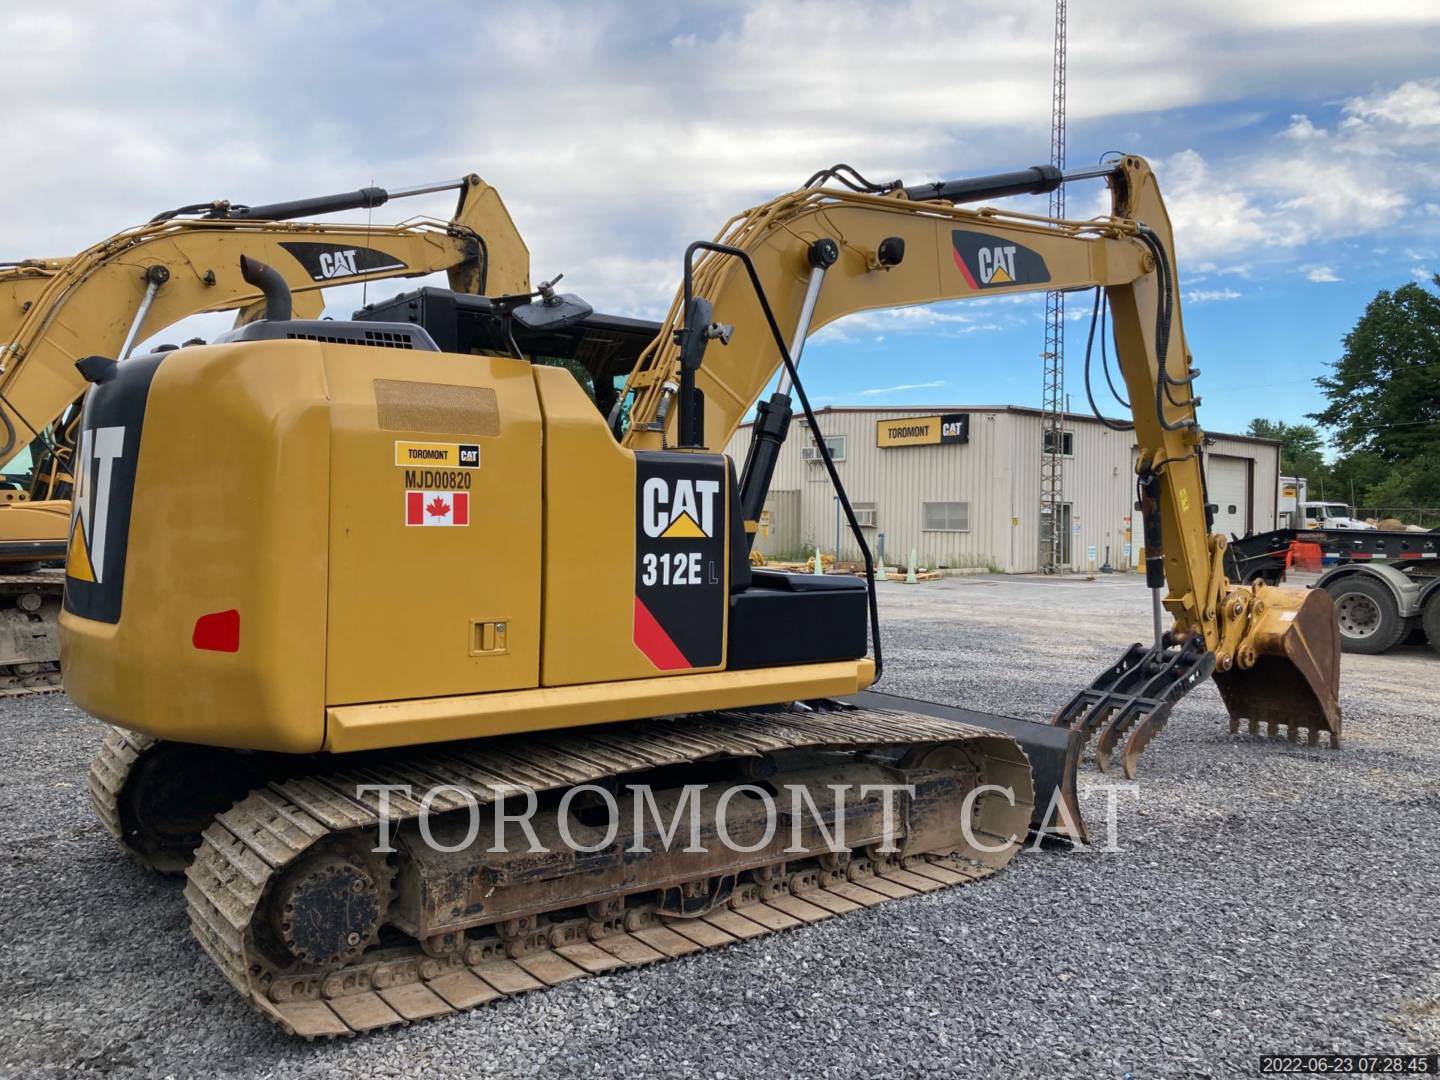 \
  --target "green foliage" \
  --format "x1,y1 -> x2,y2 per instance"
1244,418 -> 1328,479
1247,276 -> 1440,518
1306,276 -> 1440,509
535,355 -> 595,399
1326,449 -> 1390,505
1359,450 -> 1440,510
